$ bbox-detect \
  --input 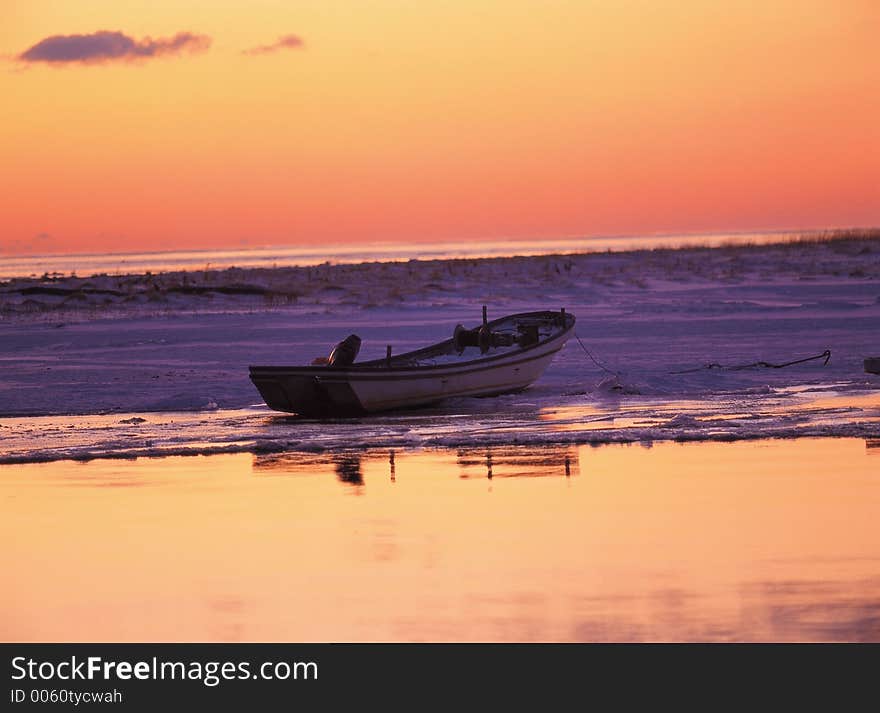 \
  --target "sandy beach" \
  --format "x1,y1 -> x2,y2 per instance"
2,234 -> 879,461
3,235 -> 880,643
